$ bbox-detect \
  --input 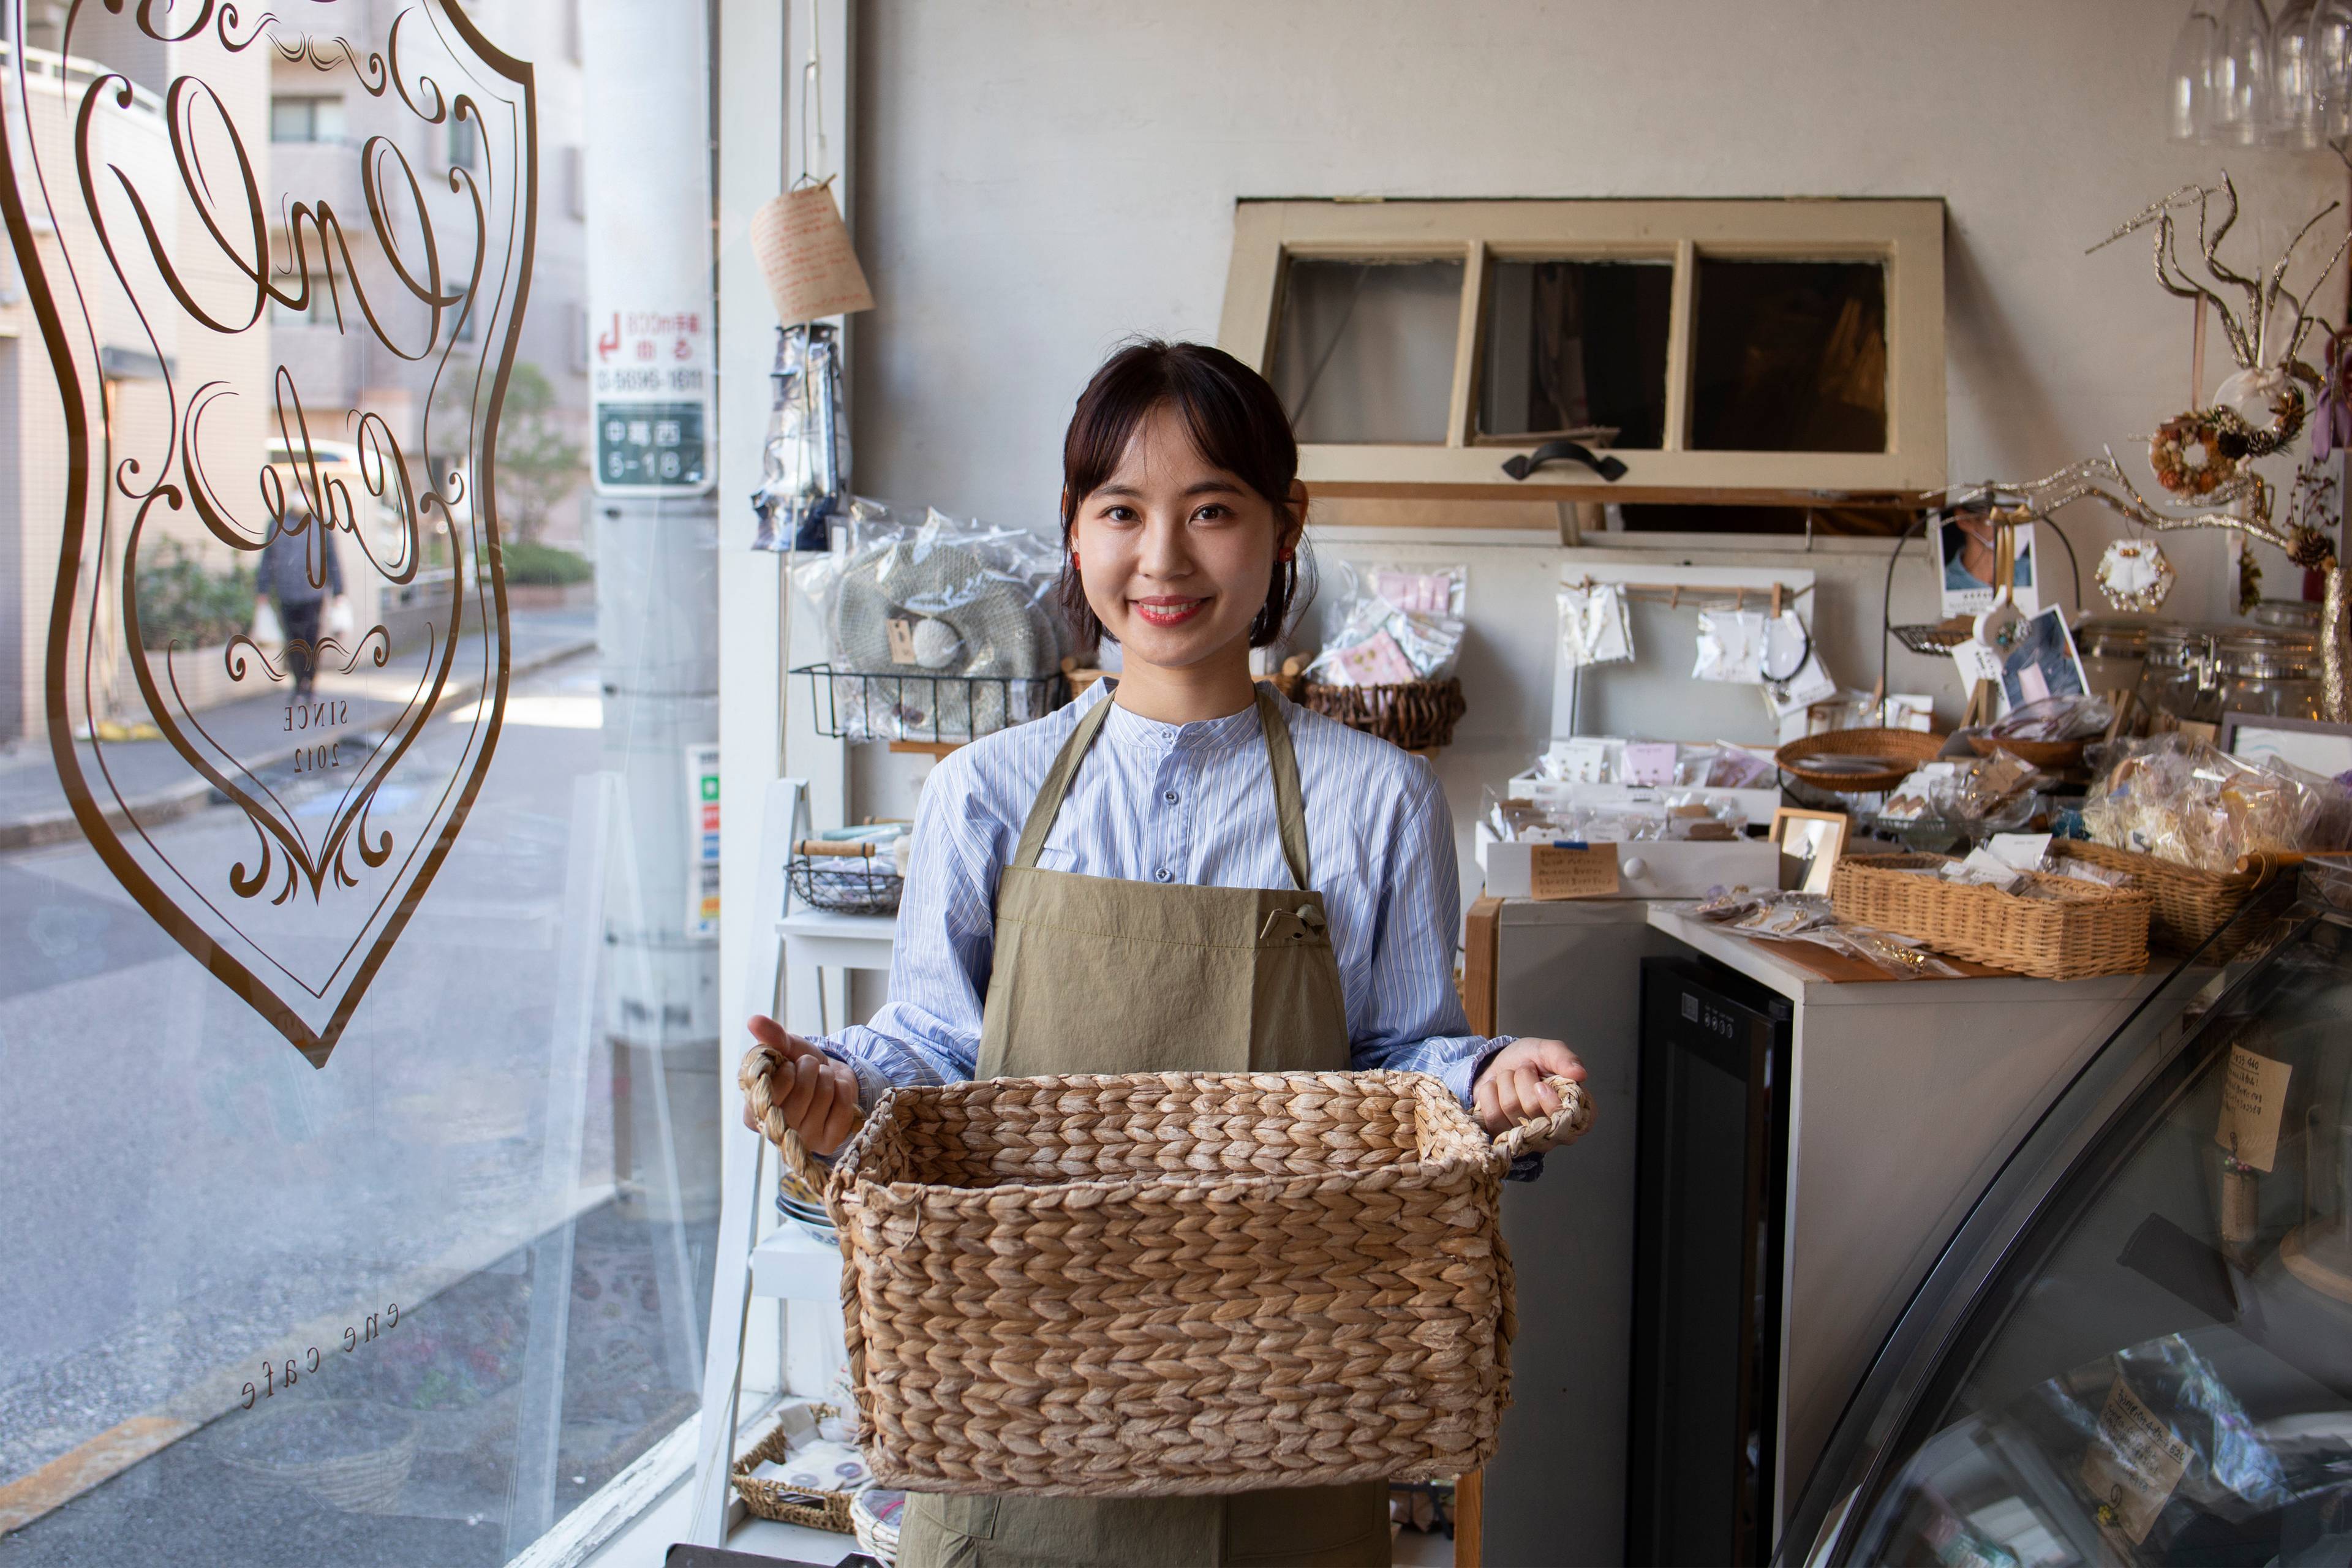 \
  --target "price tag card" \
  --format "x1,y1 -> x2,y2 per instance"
1529,842 -> 1620,900
2215,1044 -> 2293,1172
